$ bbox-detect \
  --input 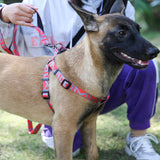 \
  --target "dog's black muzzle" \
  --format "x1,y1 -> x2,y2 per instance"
140,35 -> 160,60
110,35 -> 159,69
146,47 -> 159,59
